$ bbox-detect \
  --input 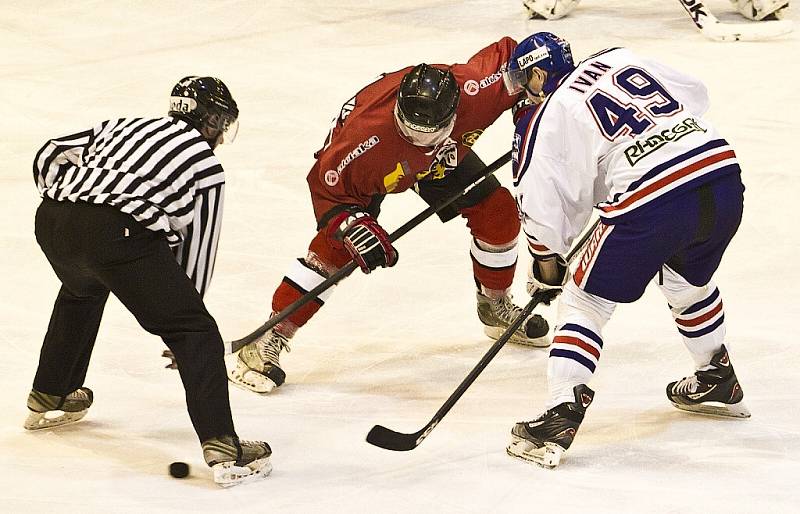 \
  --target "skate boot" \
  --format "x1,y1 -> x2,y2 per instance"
667,345 -> 750,418
507,384 -> 594,468
23,387 -> 93,430
226,328 -> 290,394
476,291 -> 550,347
202,434 -> 272,487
